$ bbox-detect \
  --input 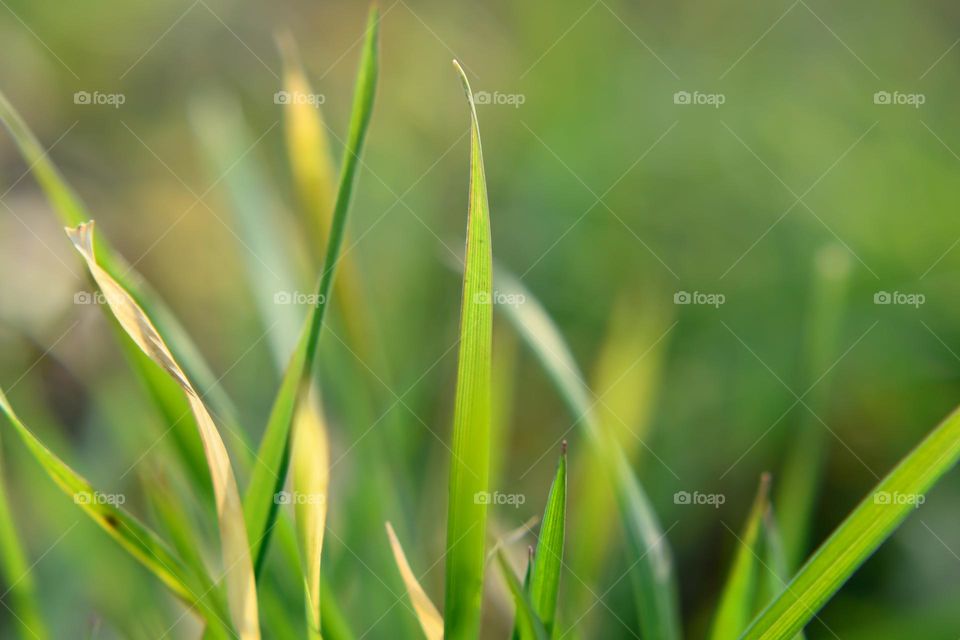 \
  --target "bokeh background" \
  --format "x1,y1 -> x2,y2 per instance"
1,0 -> 960,638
